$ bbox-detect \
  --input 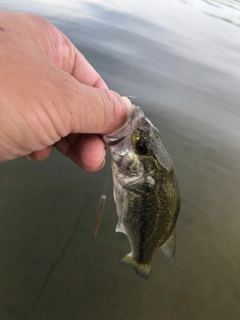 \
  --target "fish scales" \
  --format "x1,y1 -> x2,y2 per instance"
104,106 -> 180,280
